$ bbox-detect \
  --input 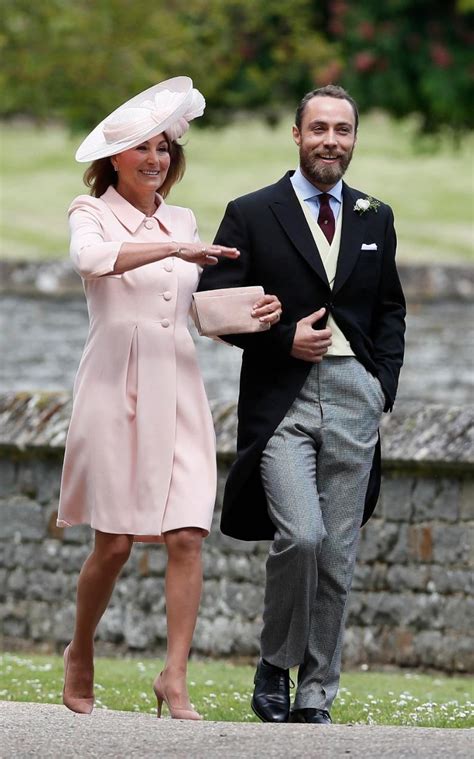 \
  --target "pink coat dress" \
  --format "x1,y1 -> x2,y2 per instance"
57,186 -> 216,542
